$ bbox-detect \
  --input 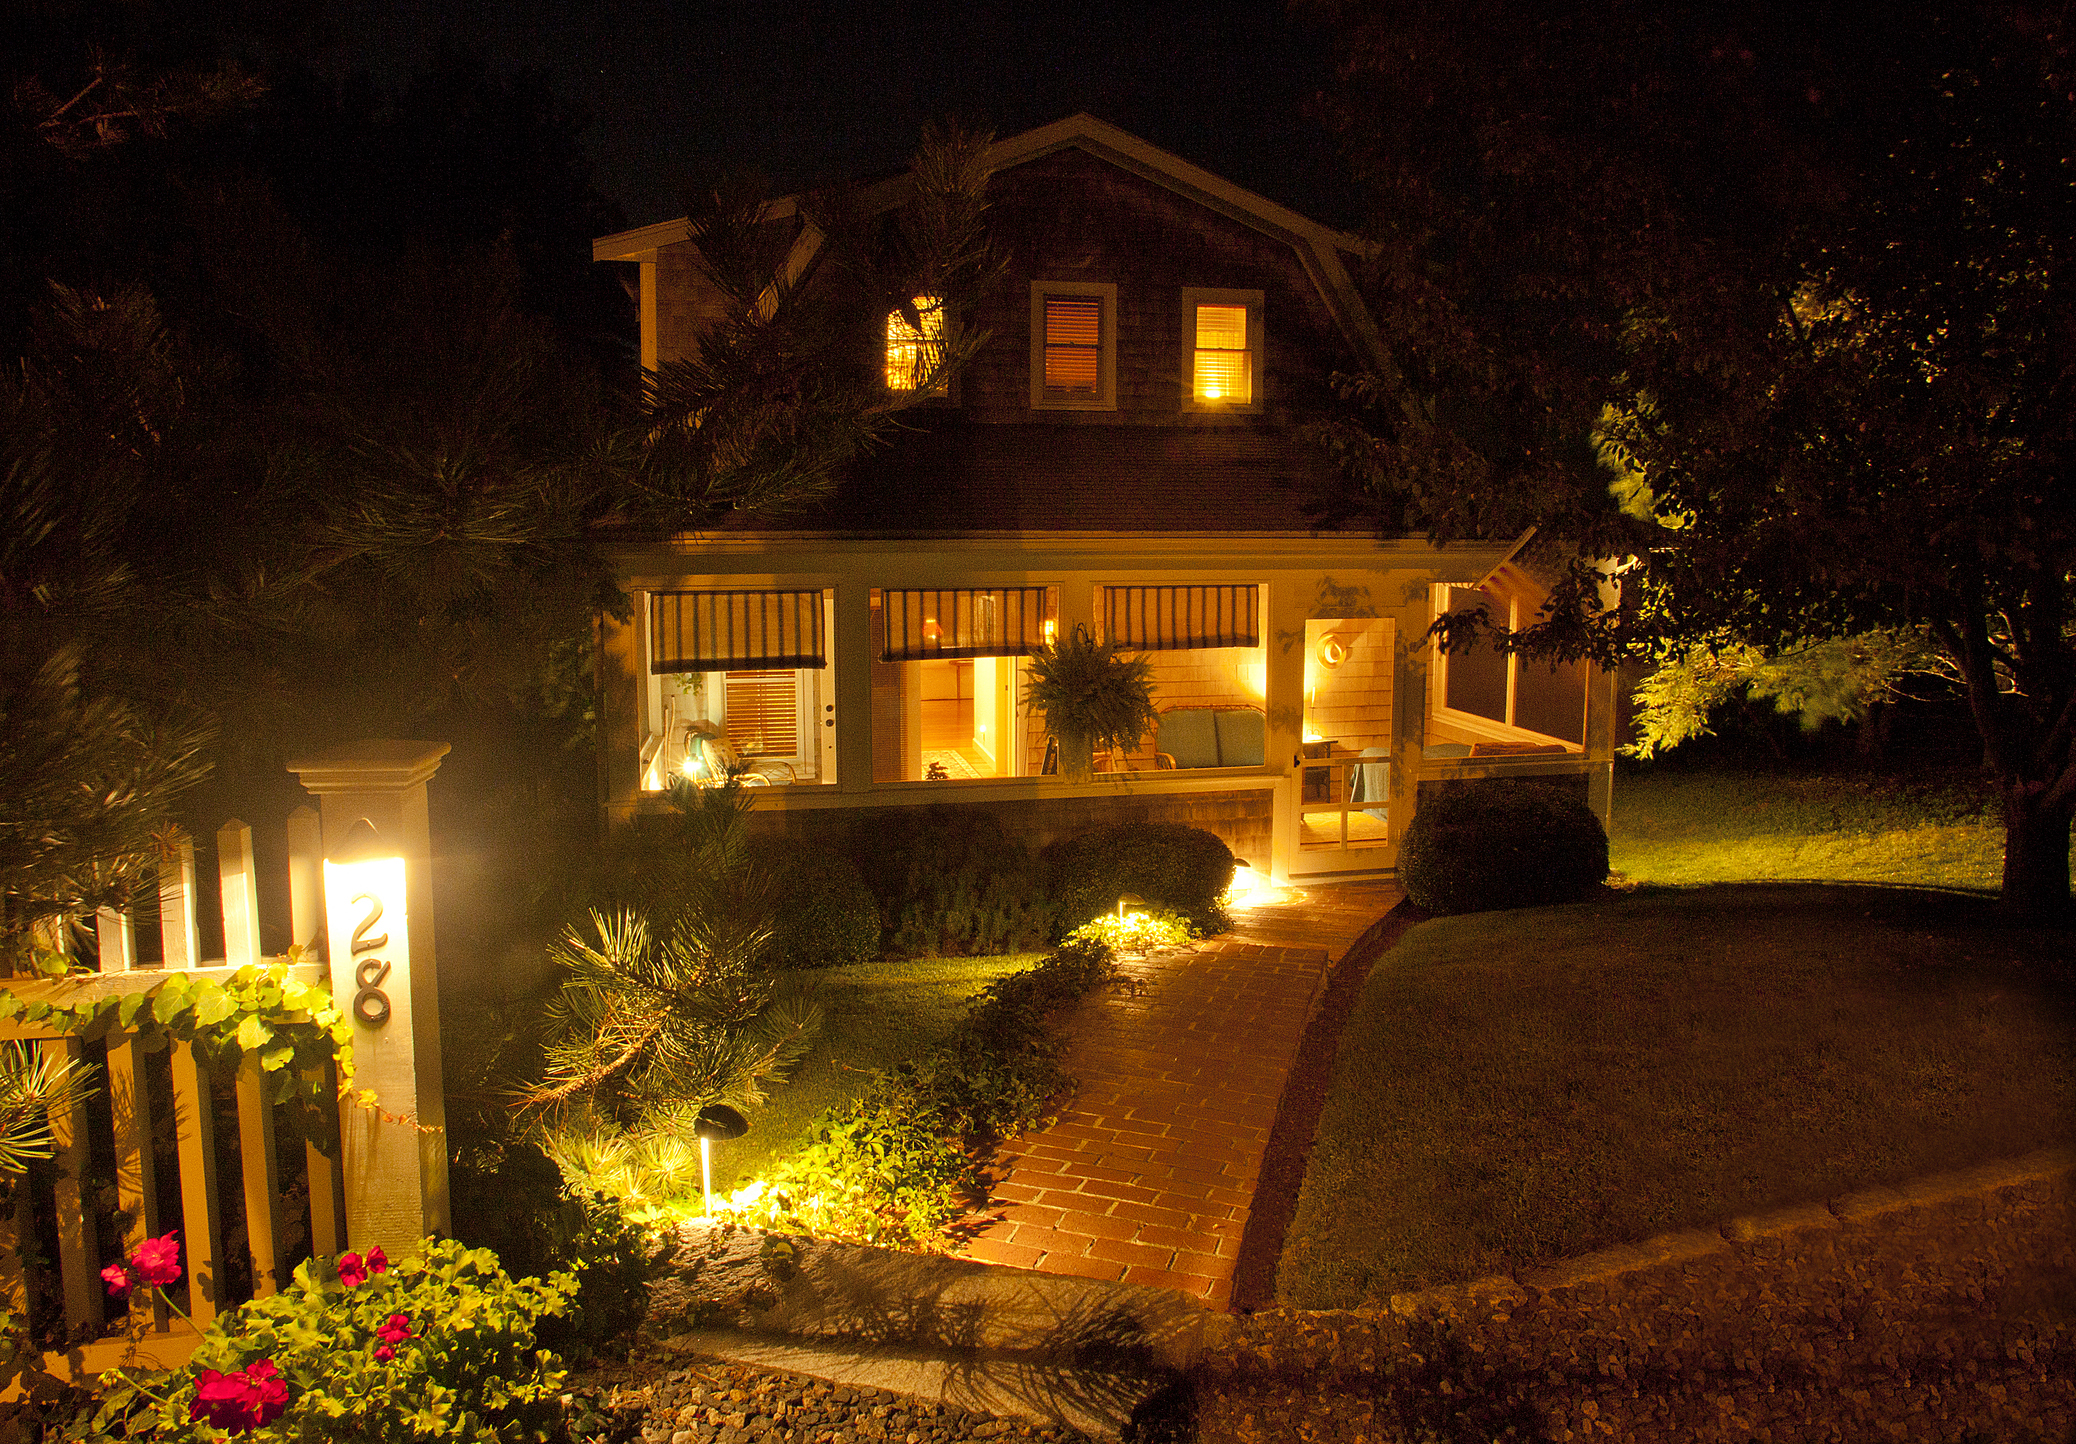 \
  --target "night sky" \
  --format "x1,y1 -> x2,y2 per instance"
322,0 -> 1352,231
